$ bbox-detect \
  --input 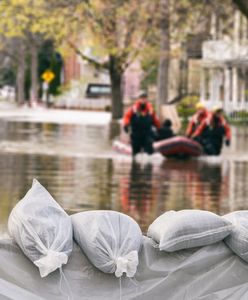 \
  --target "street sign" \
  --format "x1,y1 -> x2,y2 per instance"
41,70 -> 55,83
